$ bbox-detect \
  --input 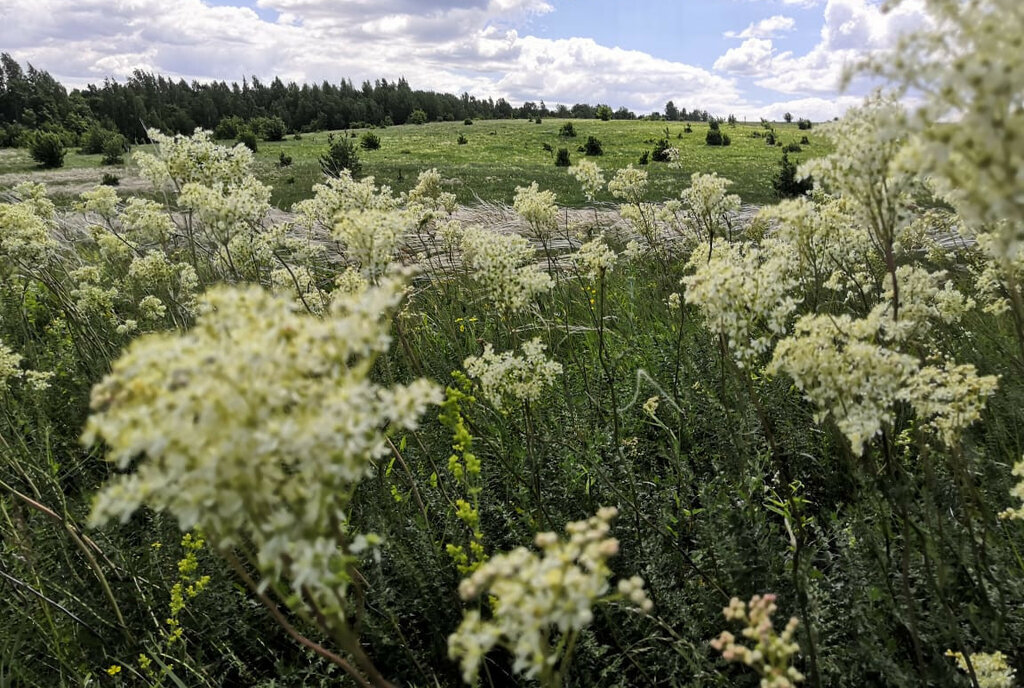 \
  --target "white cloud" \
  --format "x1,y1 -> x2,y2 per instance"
714,39 -> 776,75
725,15 -> 796,39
